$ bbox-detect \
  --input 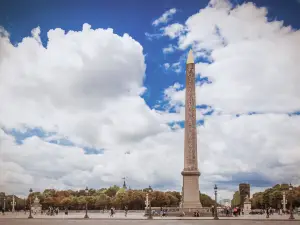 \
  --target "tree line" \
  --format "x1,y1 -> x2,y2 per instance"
250,184 -> 300,209
3,185 -> 217,210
